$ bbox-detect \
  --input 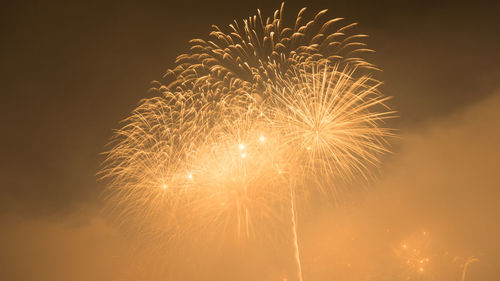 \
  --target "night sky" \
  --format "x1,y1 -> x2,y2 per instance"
1,1 -> 499,280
